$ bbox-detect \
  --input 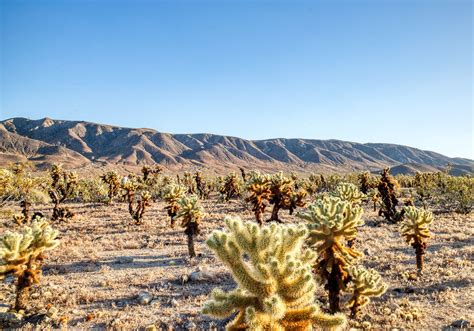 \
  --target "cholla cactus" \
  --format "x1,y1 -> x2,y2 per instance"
346,266 -> 387,317
122,176 -> 151,225
48,164 -> 78,222
332,183 -> 366,206
141,165 -> 163,183
194,172 -> 210,199
244,171 -> 272,225
358,172 -> 373,195
0,217 -> 60,310
367,188 -> 380,212
175,195 -> 204,258
297,196 -> 364,313
268,172 -> 307,222
219,173 -> 242,202
377,168 -> 400,223
202,217 -> 346,330
100,171 -> 121,204
161,183 -> 187,228
399,206 -> 433,273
